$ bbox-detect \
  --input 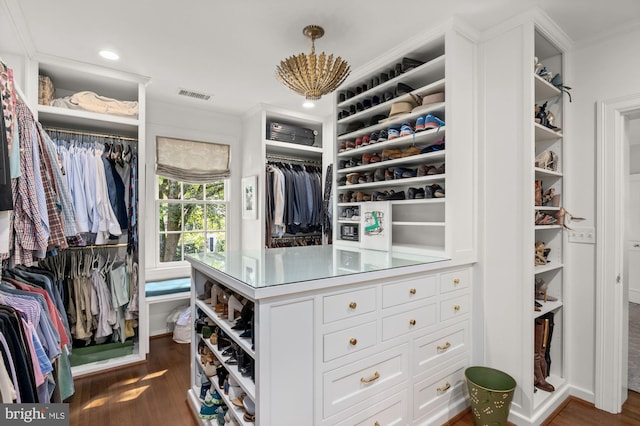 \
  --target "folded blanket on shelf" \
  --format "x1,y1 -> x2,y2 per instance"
51,90 -> 138,117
